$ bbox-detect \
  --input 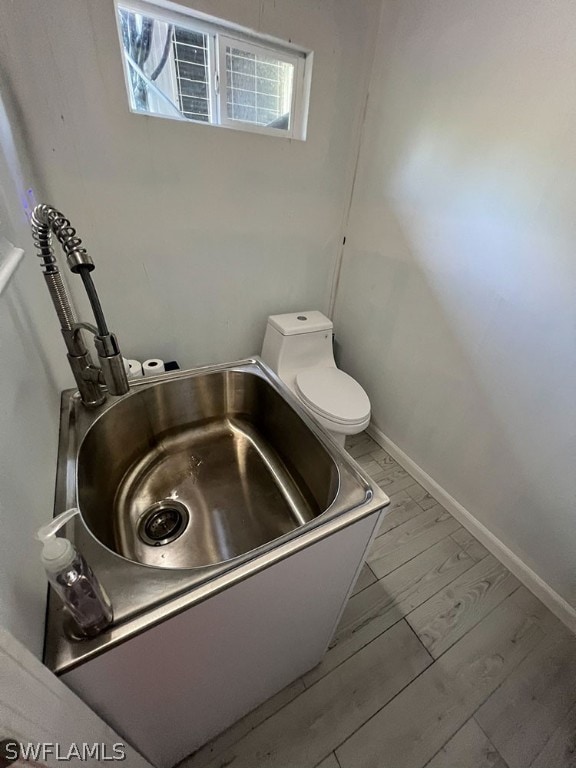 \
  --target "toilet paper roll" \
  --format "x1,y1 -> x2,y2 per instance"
143,358 -> 165,377
125,359 -> 143,378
